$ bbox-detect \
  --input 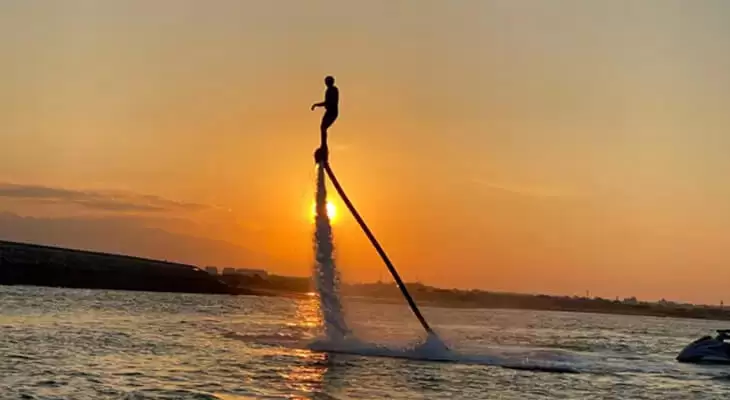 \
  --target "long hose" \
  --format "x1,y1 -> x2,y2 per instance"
322,161 -> 434,335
